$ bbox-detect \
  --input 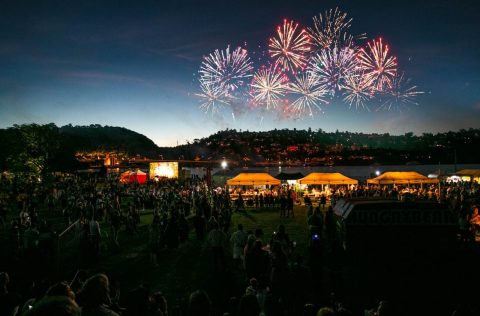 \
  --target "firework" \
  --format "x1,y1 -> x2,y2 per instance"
199,46 -> 253,93
288,72 -> 328,117
378,72 -> 423,111
342,72 -> 373,110
196,82 -> 229,114
250,65 -> 288,110
269,19 -> 311,72
195,8 -> 422,118
358,38 -> 397,91
308,7 -> 355,50
308,46 -> 359,95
